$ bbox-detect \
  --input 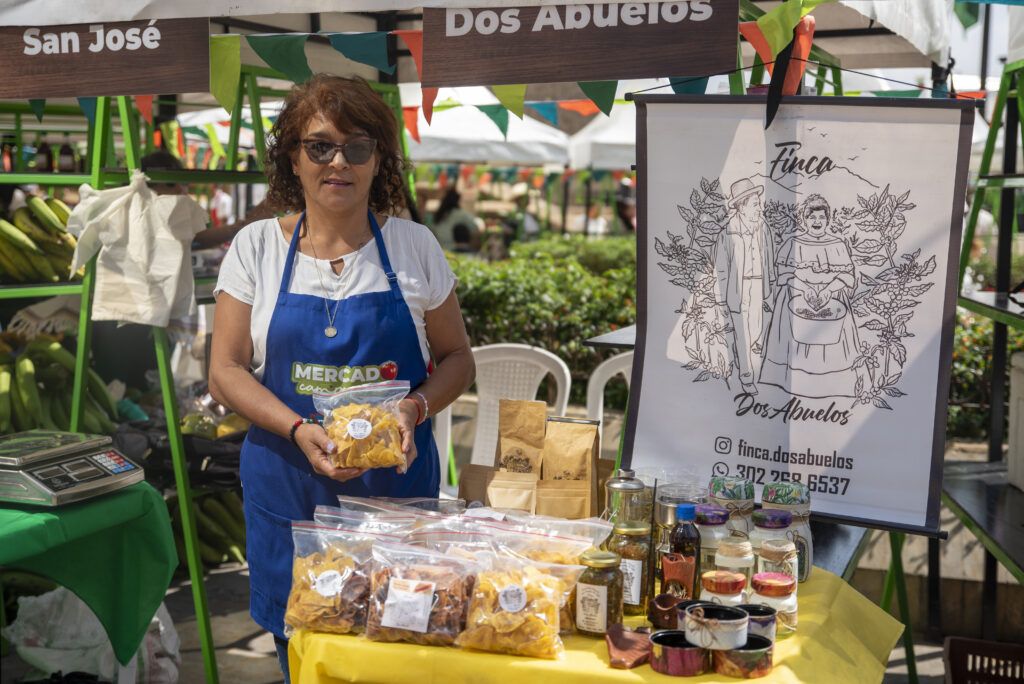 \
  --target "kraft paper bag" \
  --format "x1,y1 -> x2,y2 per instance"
494,399 -> 547,474
535,479 -> 590,519
459,463 -> 497,506
541,417 -> 600,516
485,471 -> 538,513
